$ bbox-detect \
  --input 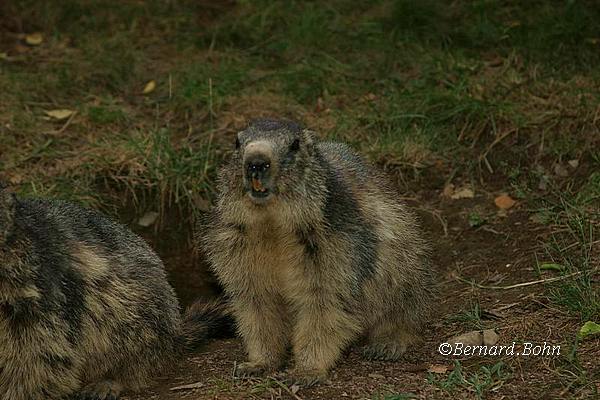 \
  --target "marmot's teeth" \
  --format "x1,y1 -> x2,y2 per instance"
251,177 -> 264,192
